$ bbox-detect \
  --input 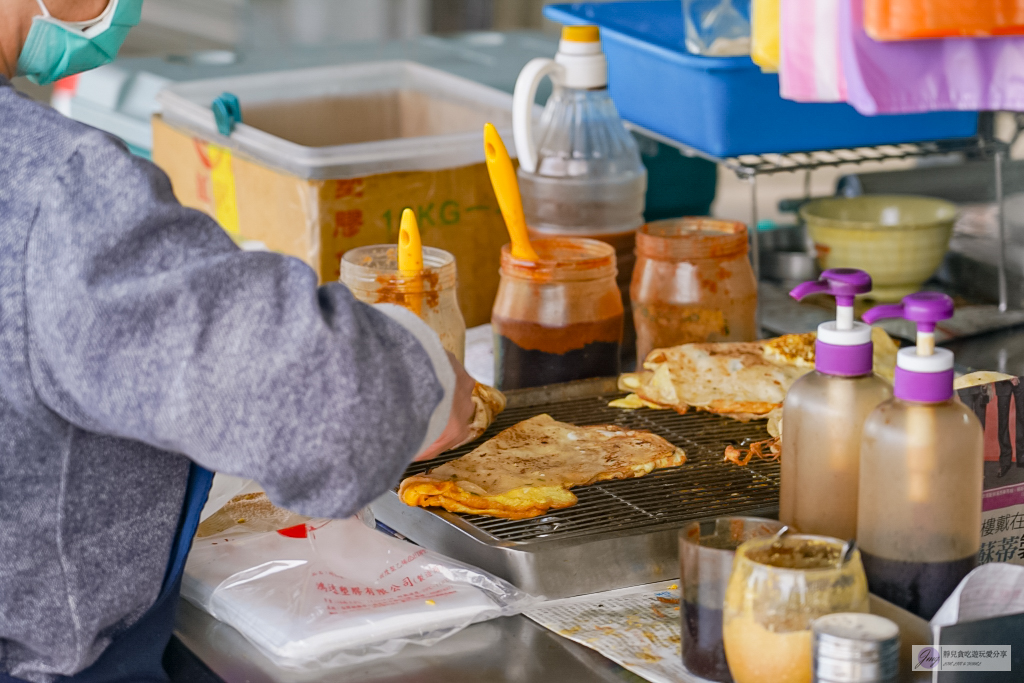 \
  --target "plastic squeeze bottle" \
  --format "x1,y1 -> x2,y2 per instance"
857,292 -> 983,621
512,25 -> 646,359
779,269 -> 893,541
